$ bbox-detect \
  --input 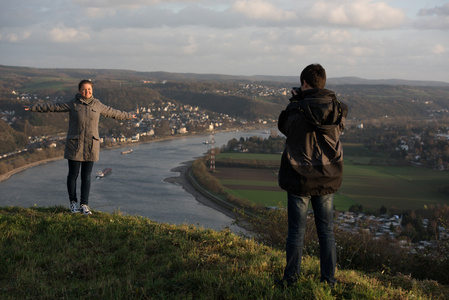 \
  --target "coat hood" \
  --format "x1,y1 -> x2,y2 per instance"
300,89 -> 344,134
